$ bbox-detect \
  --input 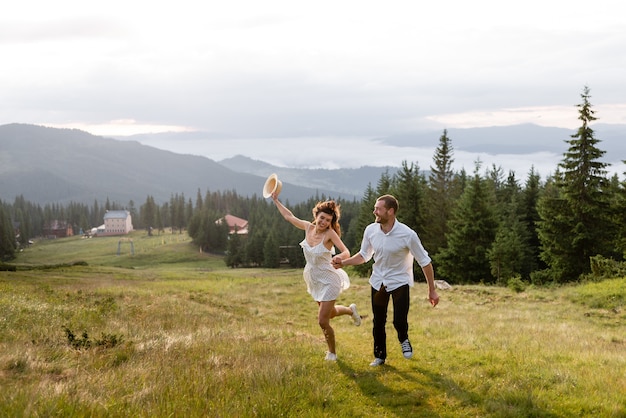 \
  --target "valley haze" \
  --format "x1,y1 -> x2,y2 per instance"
118,123 -> 626,180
